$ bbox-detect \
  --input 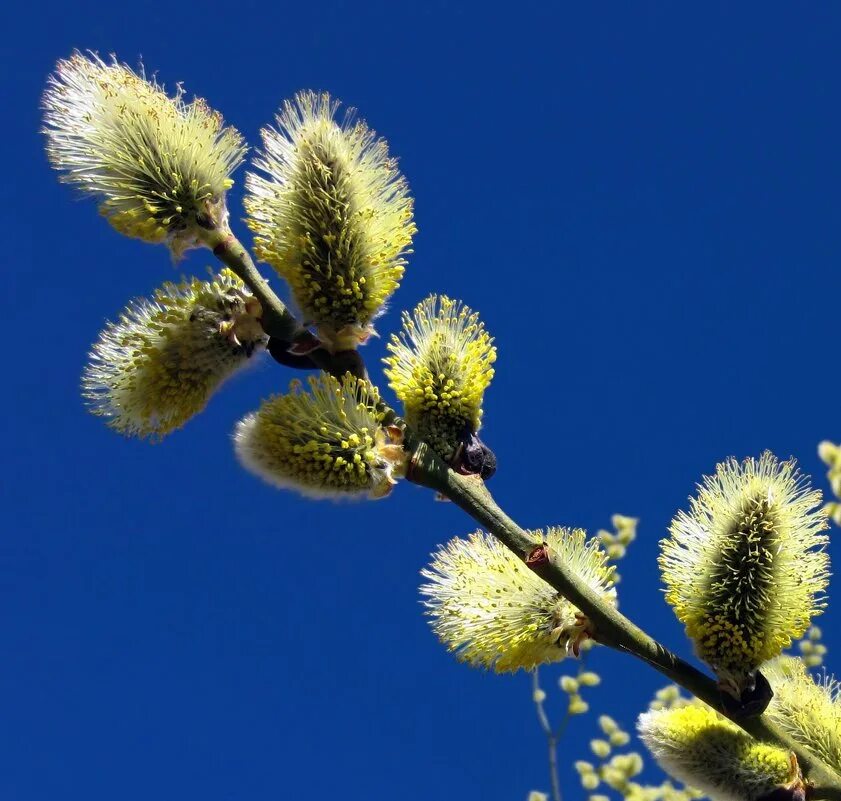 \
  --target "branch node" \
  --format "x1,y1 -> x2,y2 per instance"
211,234 -> 236,257
526,544 -> 551,568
